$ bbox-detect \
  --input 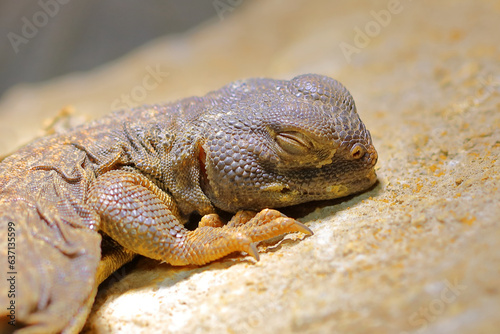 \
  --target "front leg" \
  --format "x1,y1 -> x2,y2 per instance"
87,170 -> 312,266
